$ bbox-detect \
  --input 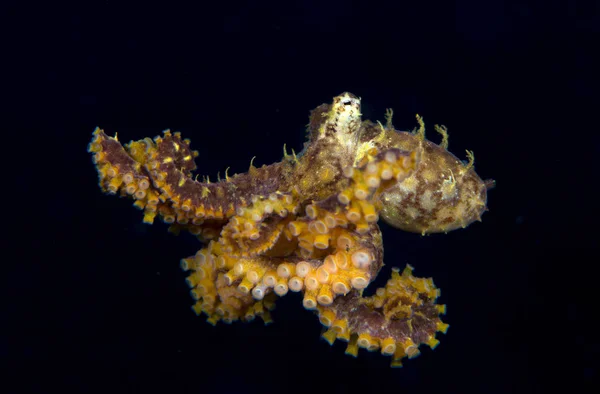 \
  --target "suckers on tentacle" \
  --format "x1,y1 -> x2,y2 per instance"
89,92 -> 493,366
